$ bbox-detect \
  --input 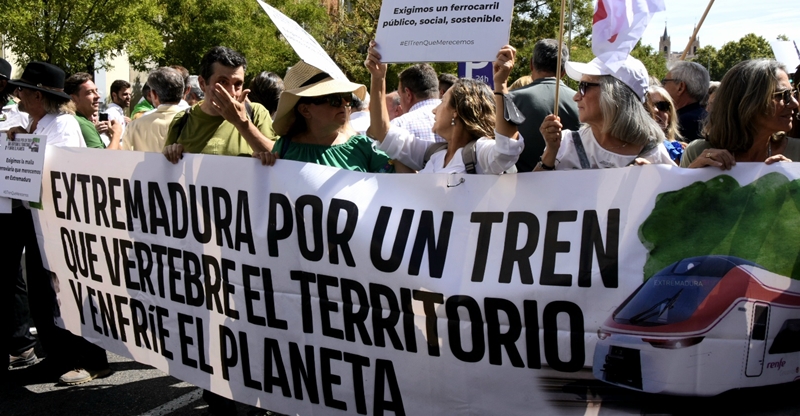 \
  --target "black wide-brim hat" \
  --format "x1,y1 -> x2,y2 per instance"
7,61 -> 71,102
